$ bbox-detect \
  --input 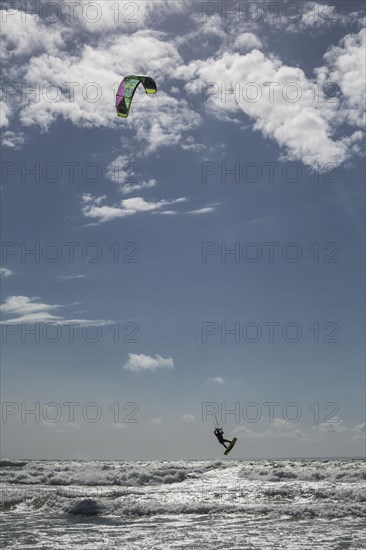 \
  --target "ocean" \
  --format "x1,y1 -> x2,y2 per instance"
1,458 -> 365,549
